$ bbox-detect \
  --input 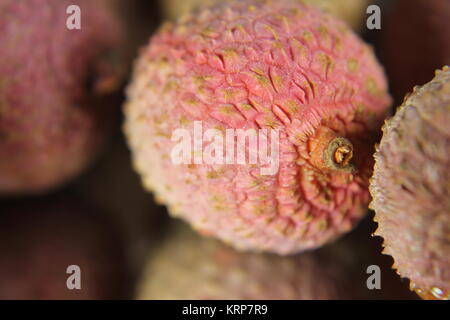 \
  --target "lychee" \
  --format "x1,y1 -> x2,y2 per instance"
380,0 -> 450,103
124,0 -> 391,254
0,0 -> 124,194
370,67 -> 450,300
0,196 -> 130,299
137,222 -> 369,300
